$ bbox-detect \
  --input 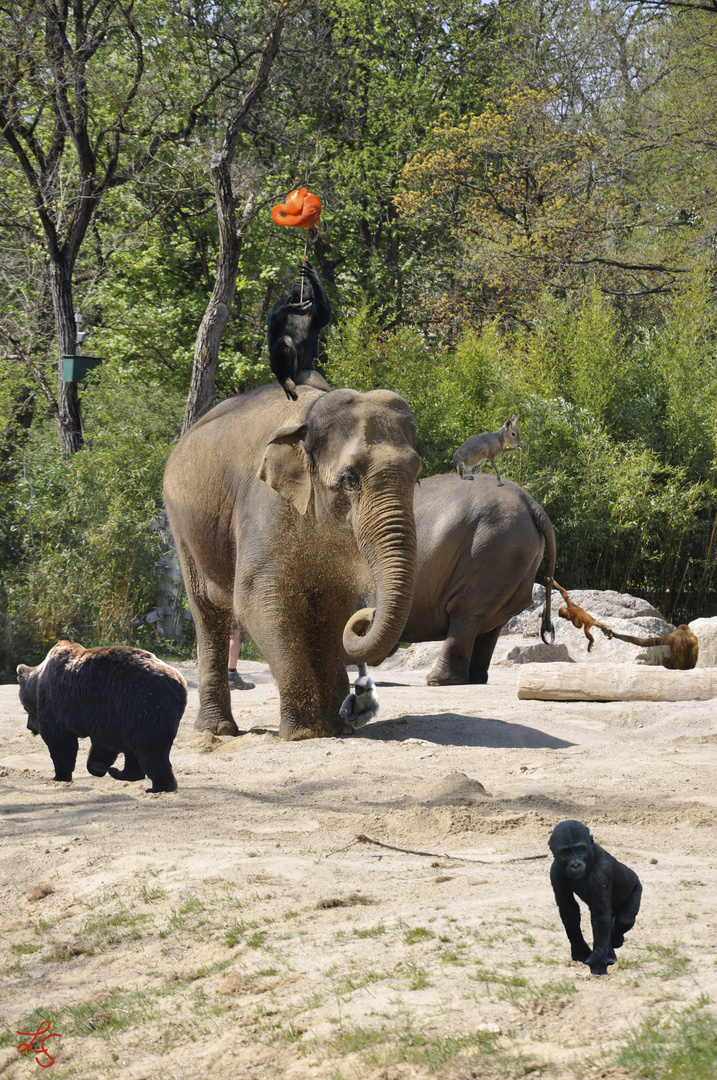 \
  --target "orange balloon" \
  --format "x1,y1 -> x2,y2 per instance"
271,187 -> 321,230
